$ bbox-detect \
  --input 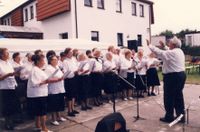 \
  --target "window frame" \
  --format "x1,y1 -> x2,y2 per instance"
131,2 -> 137,16
116,0 -> 122,13
60,32 -> 68,39
30,5 -> 34,20
139,4 -> 144,17
84,0 -> 93,7
24,8 -> 28,22
97,0 -> 105,9
91,31 -> 99,41
117,33 -> 123,46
